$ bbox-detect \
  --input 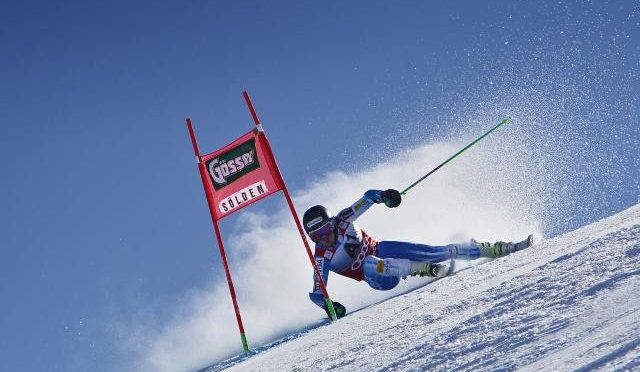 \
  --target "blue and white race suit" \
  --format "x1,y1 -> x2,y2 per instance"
309,190 -> 482,309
